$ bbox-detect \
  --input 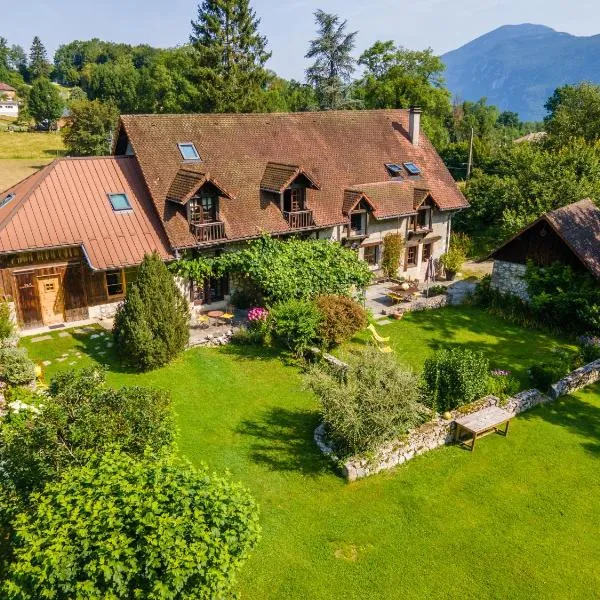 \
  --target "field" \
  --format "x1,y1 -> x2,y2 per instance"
22,307 -> 599,600
0,129 -> 65,191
